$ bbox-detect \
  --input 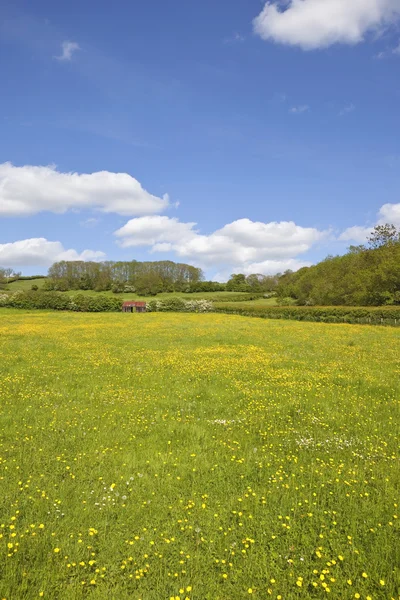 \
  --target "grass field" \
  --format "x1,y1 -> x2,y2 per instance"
0,311 -> 399,600
4,280 -> 259,304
